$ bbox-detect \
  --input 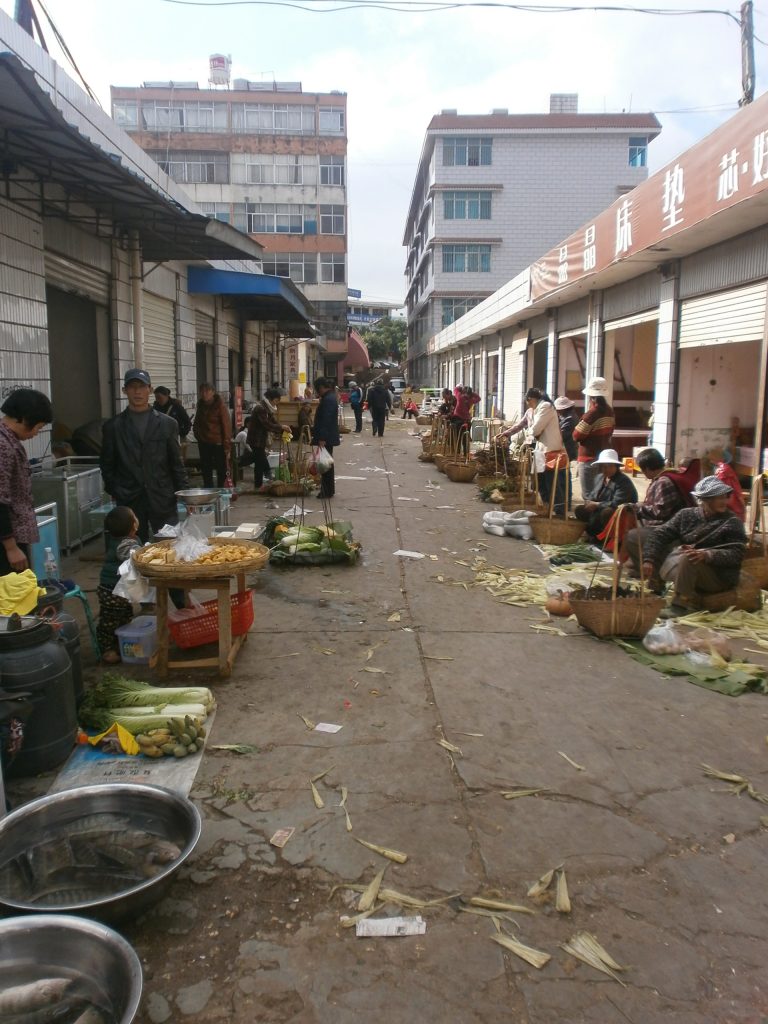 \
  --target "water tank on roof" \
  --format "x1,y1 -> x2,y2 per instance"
209,54 -> 231,86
